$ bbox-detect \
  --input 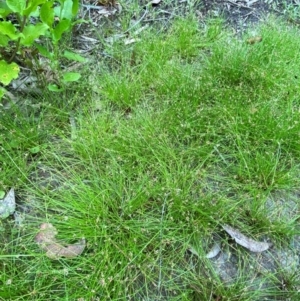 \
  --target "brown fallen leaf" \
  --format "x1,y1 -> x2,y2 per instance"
222,224 -> 271,253
97,0 -> 116,6
35,223 -> 85,259
247,36 -> 262,45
